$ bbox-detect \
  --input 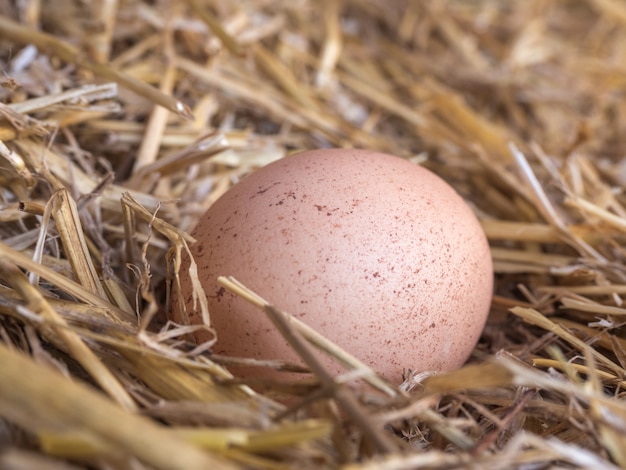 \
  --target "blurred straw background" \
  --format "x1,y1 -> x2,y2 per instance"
2,0 -> 626,468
